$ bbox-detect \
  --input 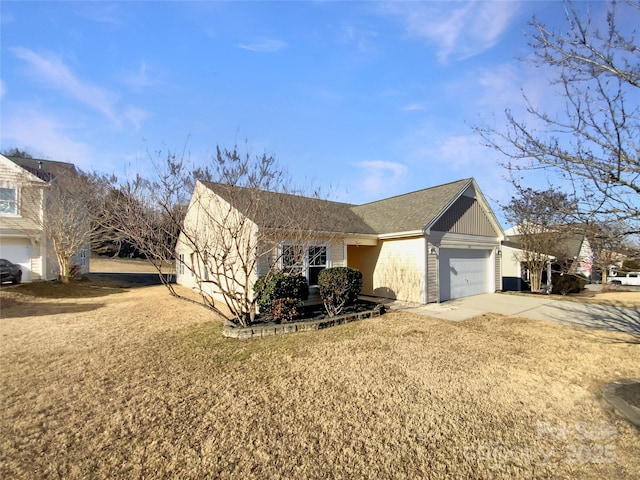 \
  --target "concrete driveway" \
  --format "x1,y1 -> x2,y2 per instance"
387,293 -> 640,336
